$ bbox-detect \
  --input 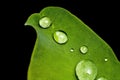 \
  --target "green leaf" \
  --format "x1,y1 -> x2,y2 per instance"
25,7 -> 120,80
